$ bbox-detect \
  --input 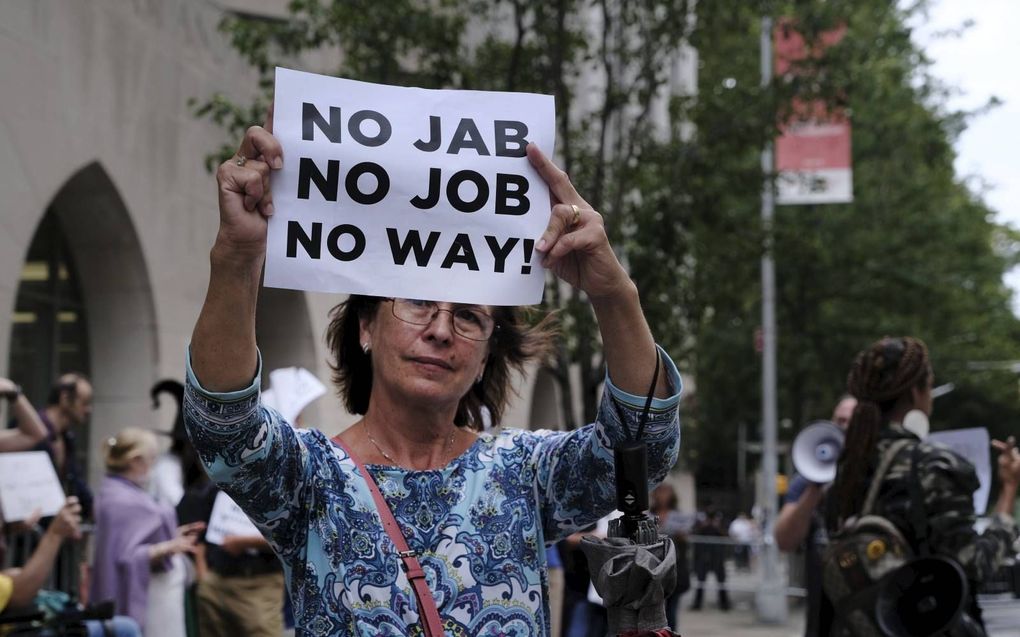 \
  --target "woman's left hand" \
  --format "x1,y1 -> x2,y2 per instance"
527,144 -> 633,302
